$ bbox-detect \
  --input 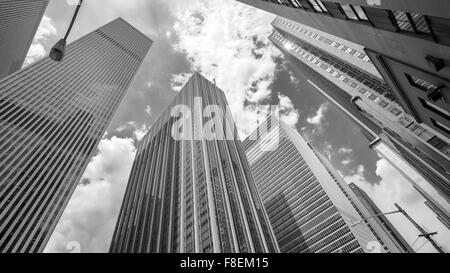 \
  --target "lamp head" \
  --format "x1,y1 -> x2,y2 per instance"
49,39 -> 67,62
